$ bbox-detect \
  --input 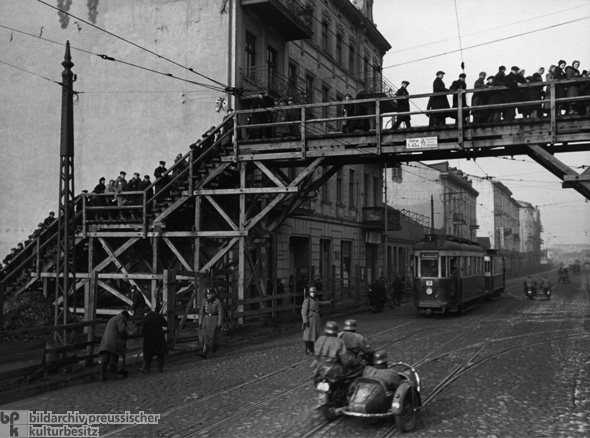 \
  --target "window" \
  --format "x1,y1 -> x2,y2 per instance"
305,73 -> 315,104
336,34 -> 343,64
364,173 -> 370,207
288,62 -> 298,95
420,258 -> 439,277
341,241 -> 352,288
267,46 -> 277,90
349,169 -> 356,208
373,63 -> 382,91
245,32 -> 256,80
321,167 -> 329,201
373,175 -> 379,207
364,55 -> 370,83
321,19 -> 329,51
336,168 -> 343,205
349,41 -> 355,73
321,85 -> 330,120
